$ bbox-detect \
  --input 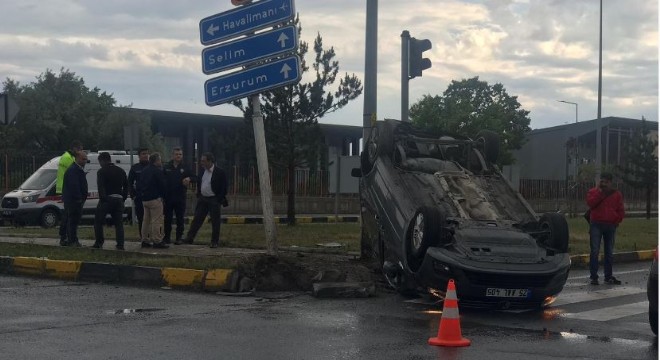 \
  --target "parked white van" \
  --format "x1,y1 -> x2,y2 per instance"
1,151 -> 134,227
